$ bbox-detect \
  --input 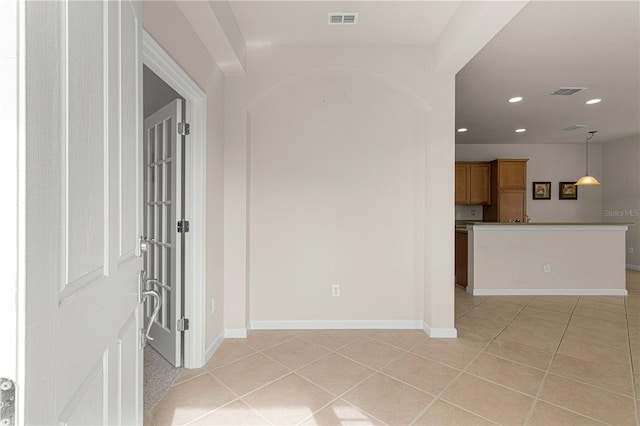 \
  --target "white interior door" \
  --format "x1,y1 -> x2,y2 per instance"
143,99 -> 184,367
22,0 -> 143,424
